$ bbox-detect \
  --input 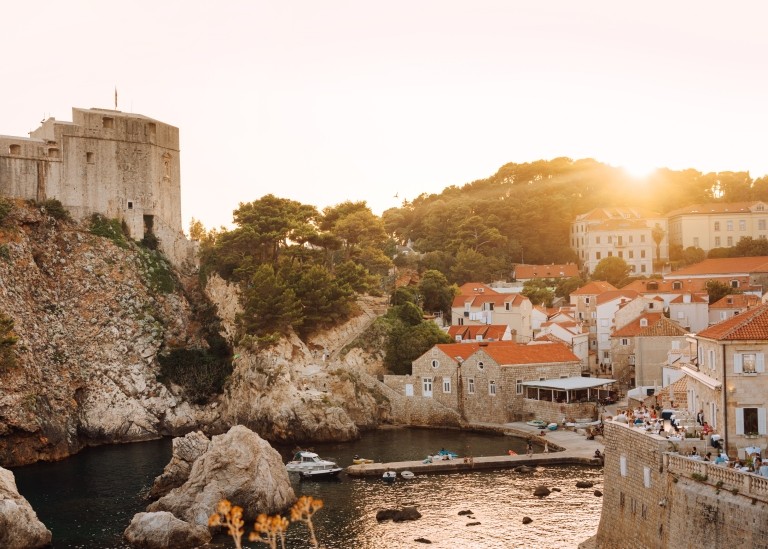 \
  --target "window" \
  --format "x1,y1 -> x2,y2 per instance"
621,338 -> 629,346
505,302 -> 510,311
727,236 -> 733,246
731,280 -> 739,289
629,251 -> 634,259
102,116 -> 114,129
443,377 -> 451,393
727,220 -> 733,231
641,265 -> 647,273
477,361 -> 485,371
8,144 -> 20,155
86,152 -> 94,163
422,377 -> 433,397
595,252 -> 601,260
127,201 -> 133,210
672,281 -> 682,290
760,220 -> 767,230
405,384 -> 413,397
714,237 -> 721,246
595,236 -> 601,244
489,380 -> 497,396
608,252 -> 613,257
620,455 -> 627,477
629,235 -> 634,243
585,297 -> 590,305
607,236 -> 613,244
516,379 -> 523,395
736,407 -> 765,435
468,378 -> 475,394
603,351 -> 610,359
644,466 -> 651,489
640,318 -> 648,327
708,349 -> 715,370
618,251 -> 623,259
431,359 -> 439,369
739,220 -> 746,231
714,221 -> 720,231
640,235 -> 646,243
48,147 -> 59,158
735,352 -> 764,373
640,250 -> 646,258
758,204 -> 766,212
